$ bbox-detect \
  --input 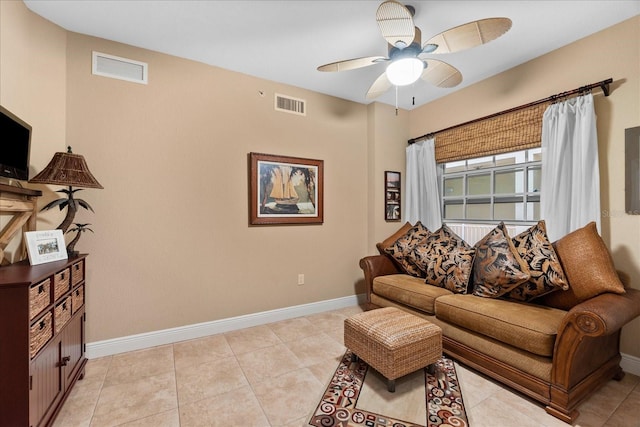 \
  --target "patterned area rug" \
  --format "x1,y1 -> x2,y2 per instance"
307,350 -> 468,427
